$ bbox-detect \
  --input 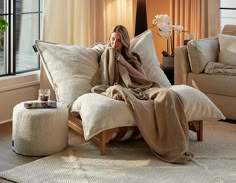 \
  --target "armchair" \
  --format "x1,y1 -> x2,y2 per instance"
175,25 -> 236,120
